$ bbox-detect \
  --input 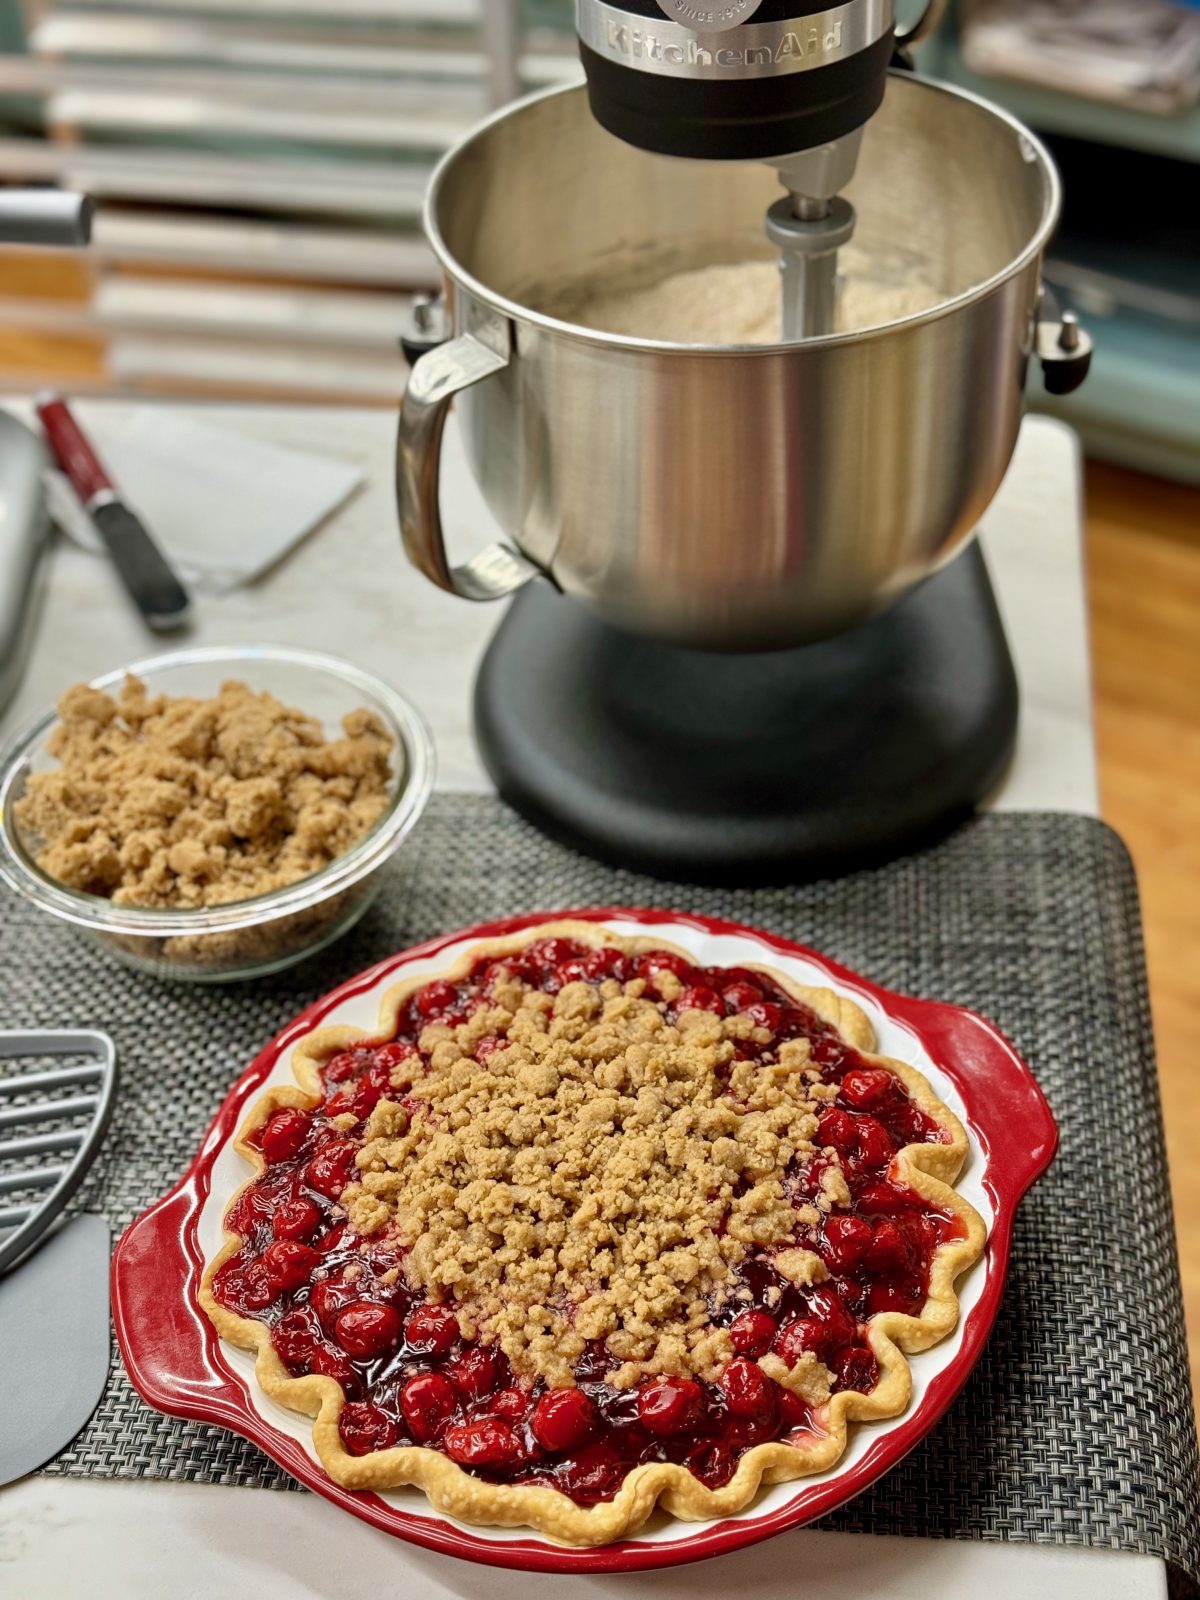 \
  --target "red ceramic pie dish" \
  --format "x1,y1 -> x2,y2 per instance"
112,907 -> 1058,1574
